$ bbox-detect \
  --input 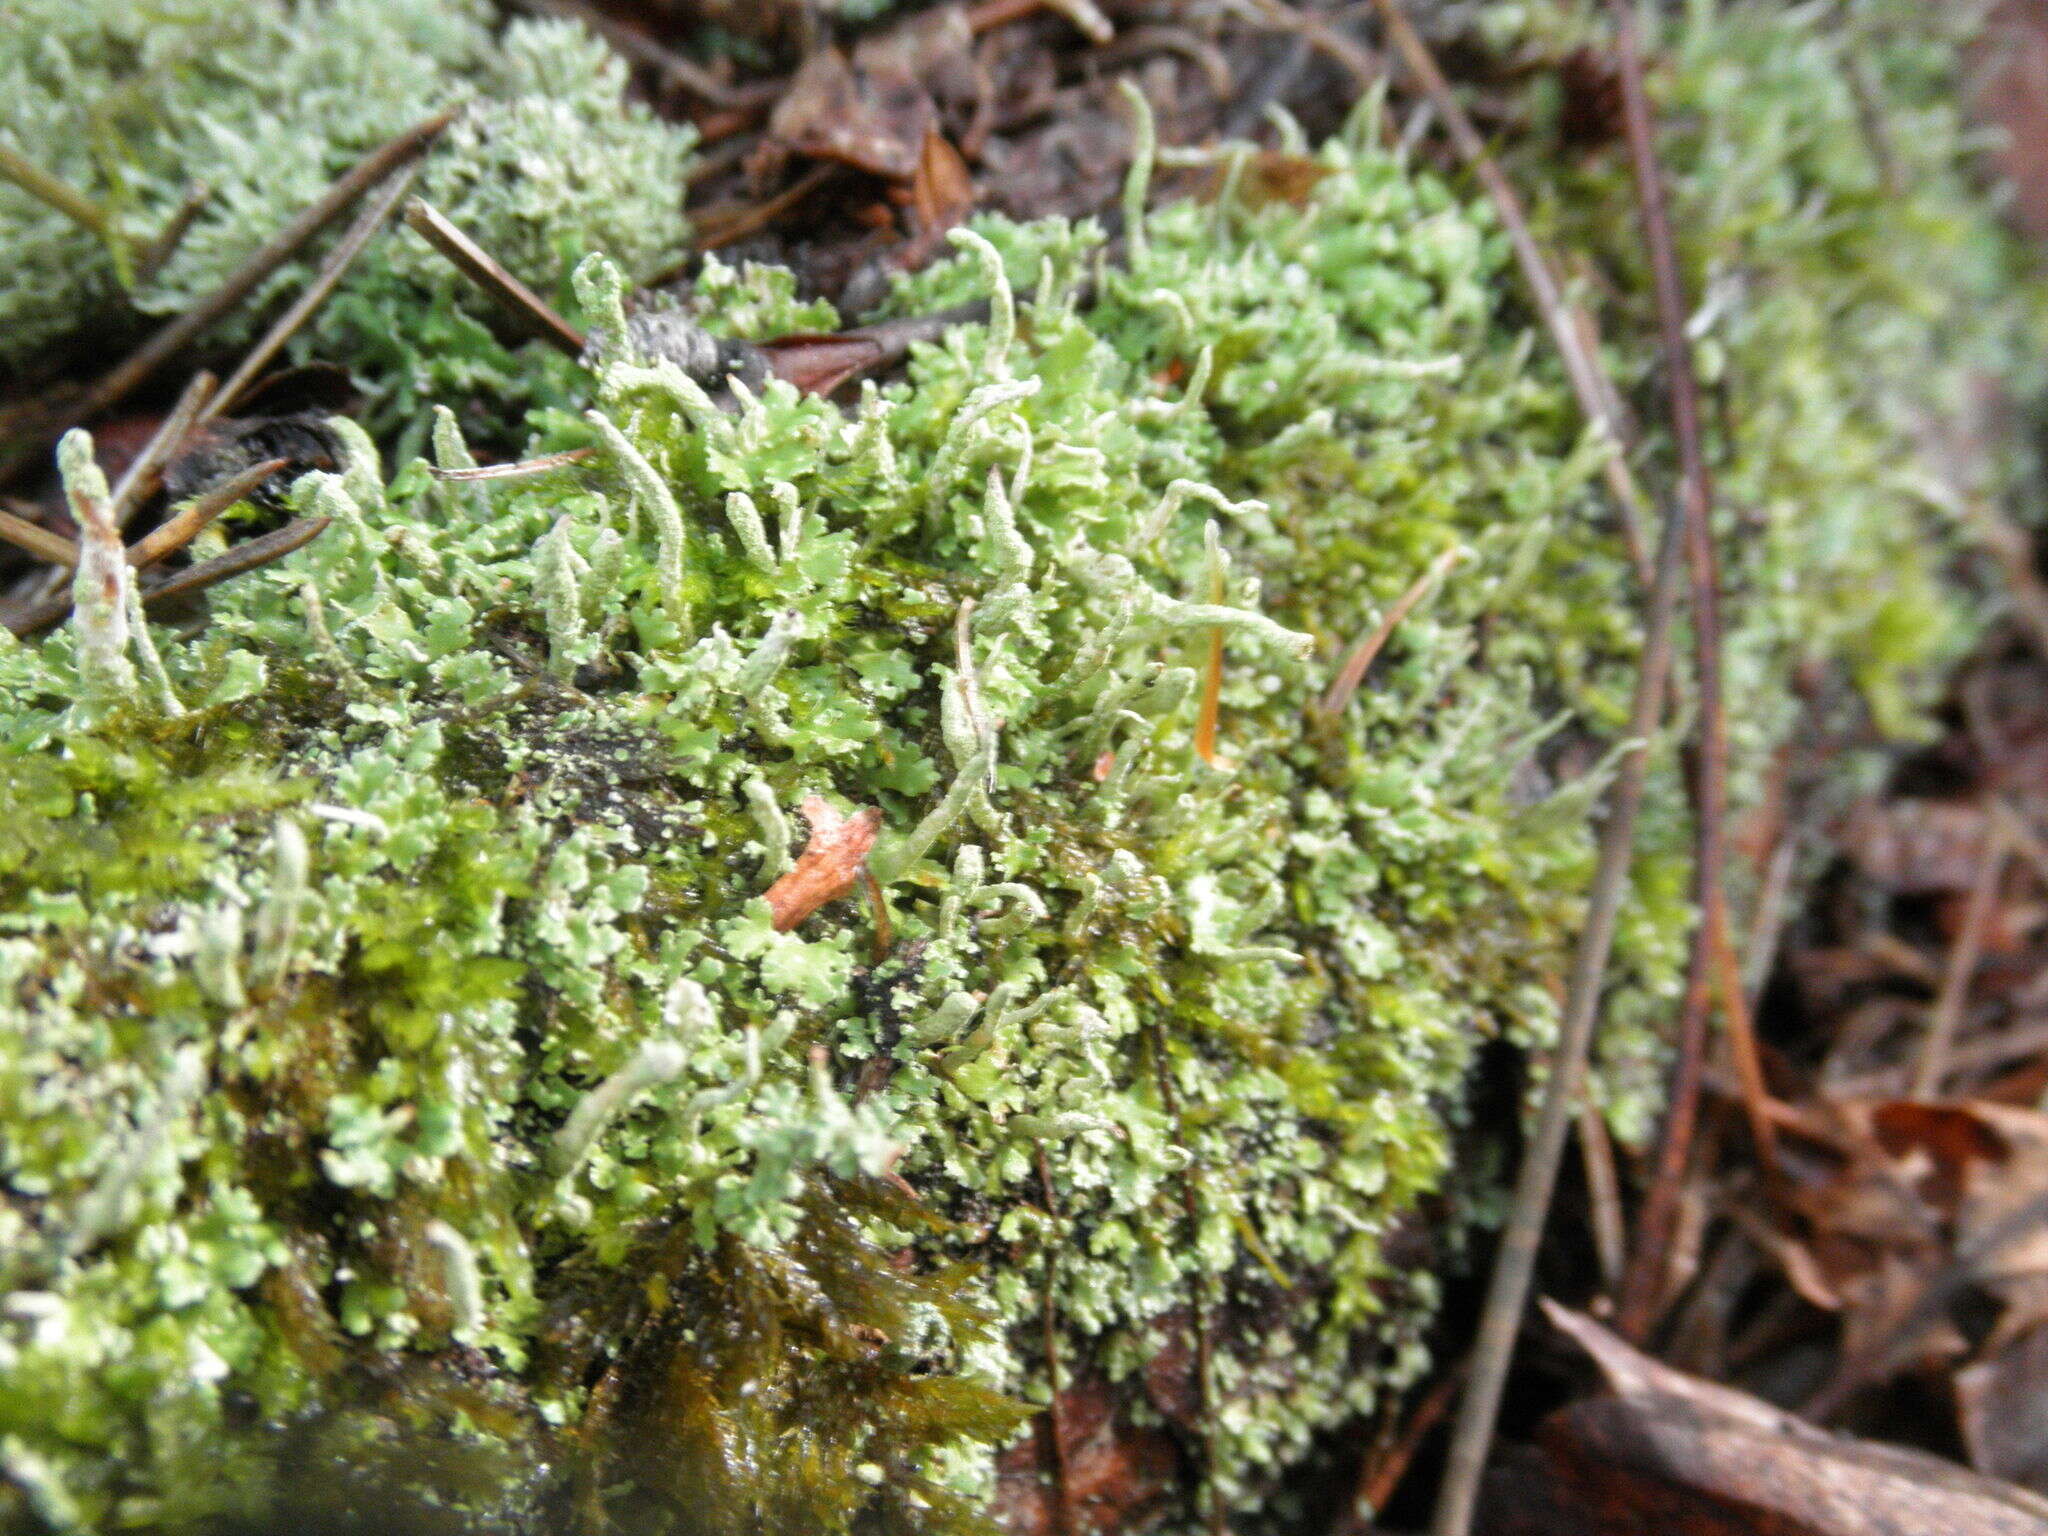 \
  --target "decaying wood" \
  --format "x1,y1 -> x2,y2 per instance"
1479,1304 -> 2048,1536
